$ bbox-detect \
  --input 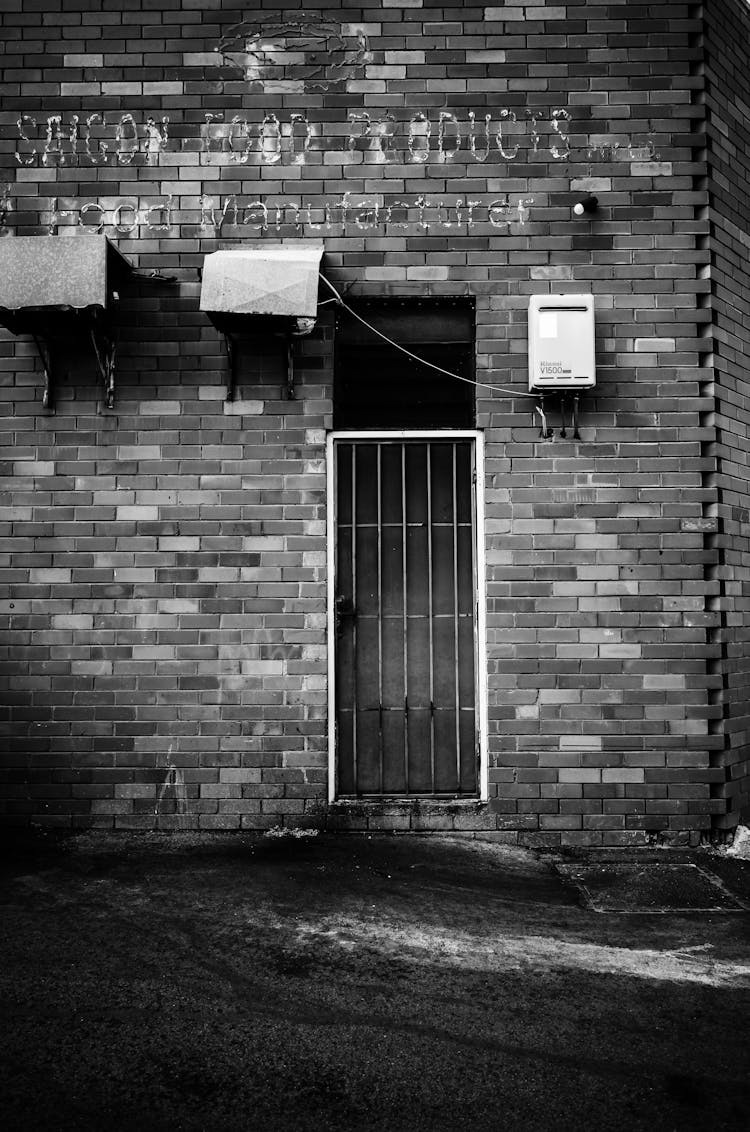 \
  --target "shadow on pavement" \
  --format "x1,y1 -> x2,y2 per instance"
1,831 -> 748,1131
